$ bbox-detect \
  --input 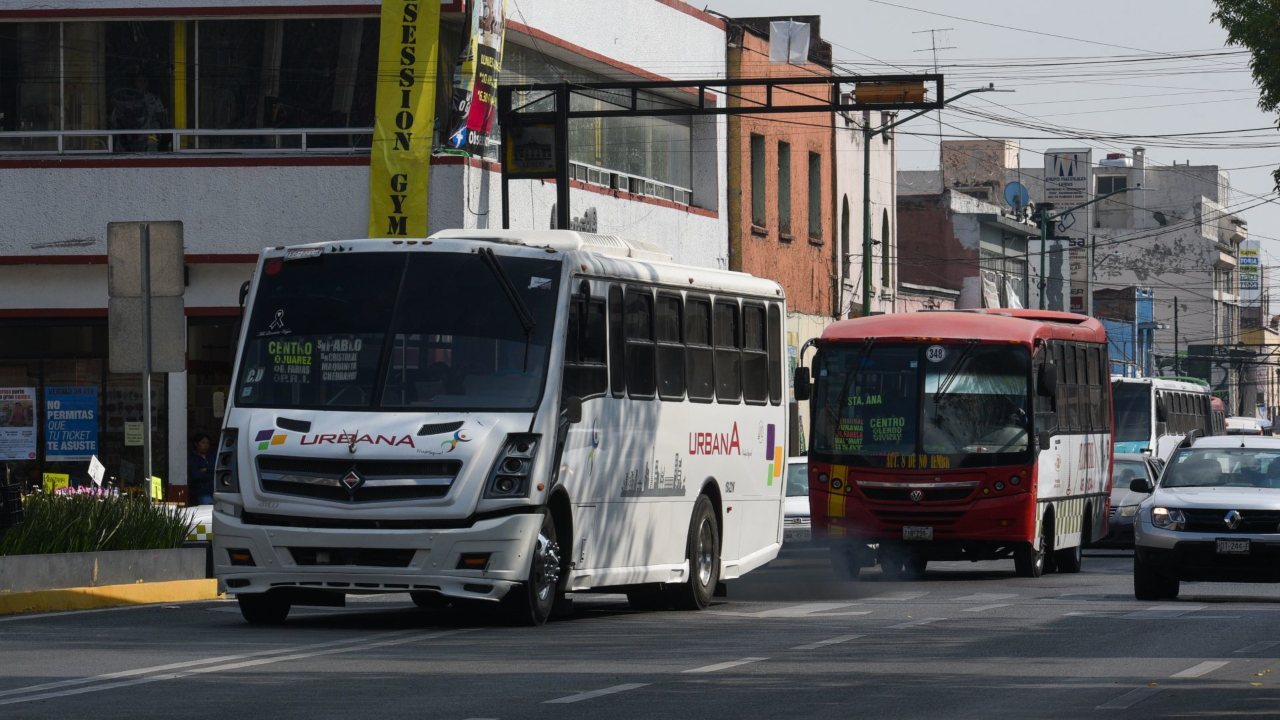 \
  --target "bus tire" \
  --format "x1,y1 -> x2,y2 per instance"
1055,517 -> 1087,574
829,546 -> 863,581
503,511 -> 561,626
1014,516 -> 1050,578
668,494 -> 720,610
1134,552 -> 1179,600
904,549 -> 928,579
237,591 -> 291,625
